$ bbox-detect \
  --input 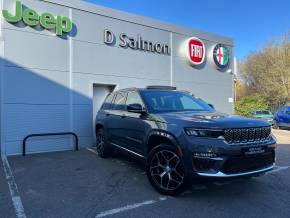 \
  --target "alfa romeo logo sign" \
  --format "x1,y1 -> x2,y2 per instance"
213,44 -> 230,69
185,37 -> 205,66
